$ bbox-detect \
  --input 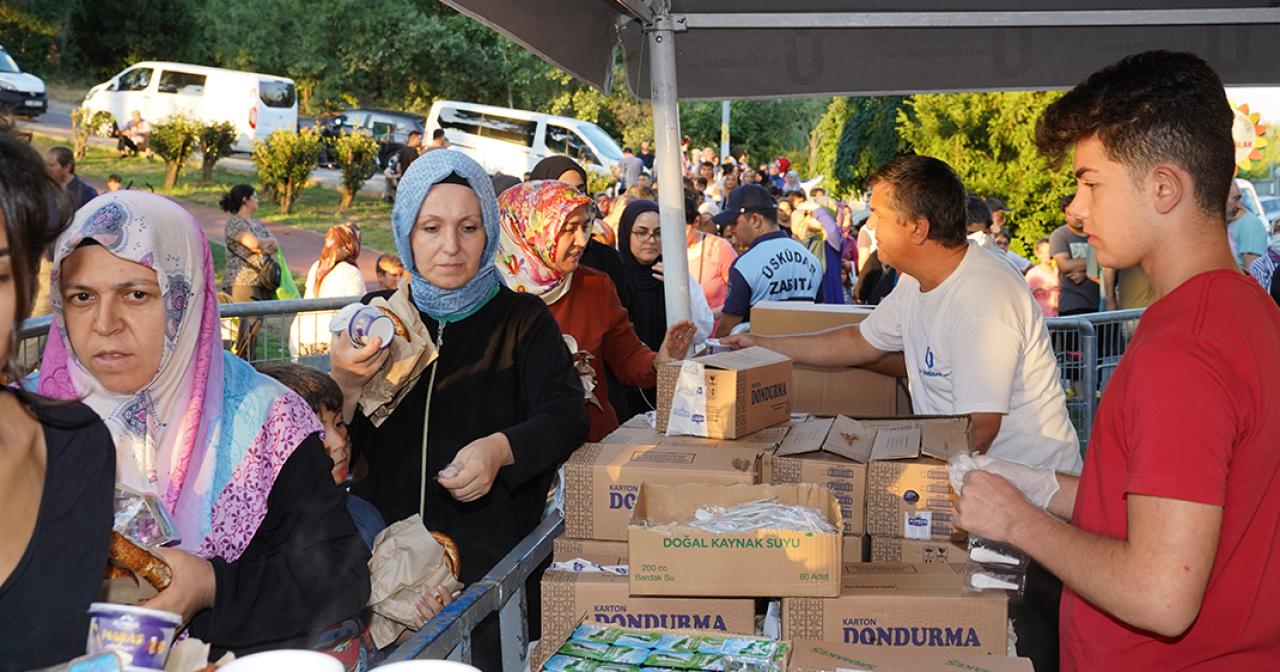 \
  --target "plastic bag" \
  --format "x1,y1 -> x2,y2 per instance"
113,484 -> 180,547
